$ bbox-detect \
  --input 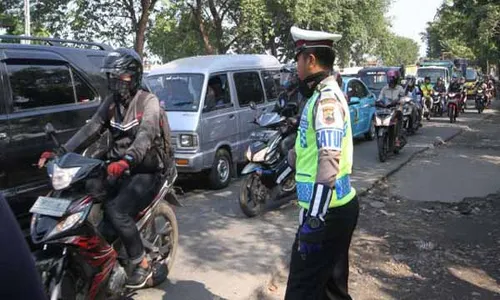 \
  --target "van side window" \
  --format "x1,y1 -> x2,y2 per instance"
234,71 -> 264,106
6,61 -> 96,111
261,70 -> 281,101
204,74 -> 231,111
